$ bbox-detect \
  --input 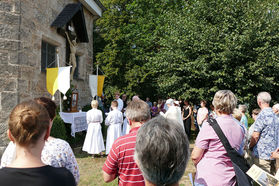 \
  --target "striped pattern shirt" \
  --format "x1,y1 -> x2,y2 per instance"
102,127 -> 145,186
